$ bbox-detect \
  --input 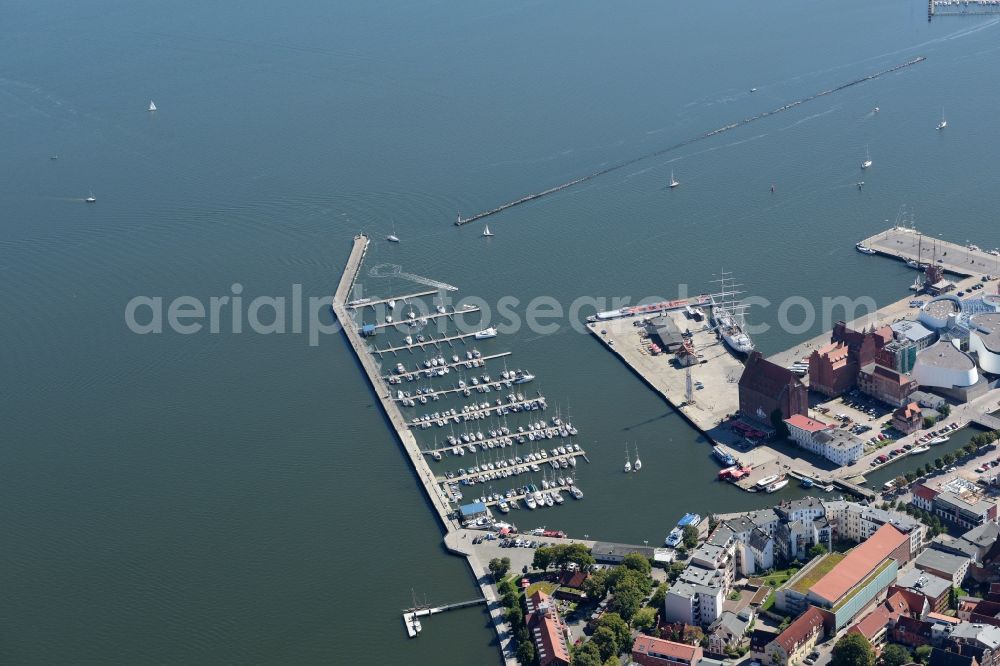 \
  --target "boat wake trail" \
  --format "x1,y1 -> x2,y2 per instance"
455,55 -> 927,228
